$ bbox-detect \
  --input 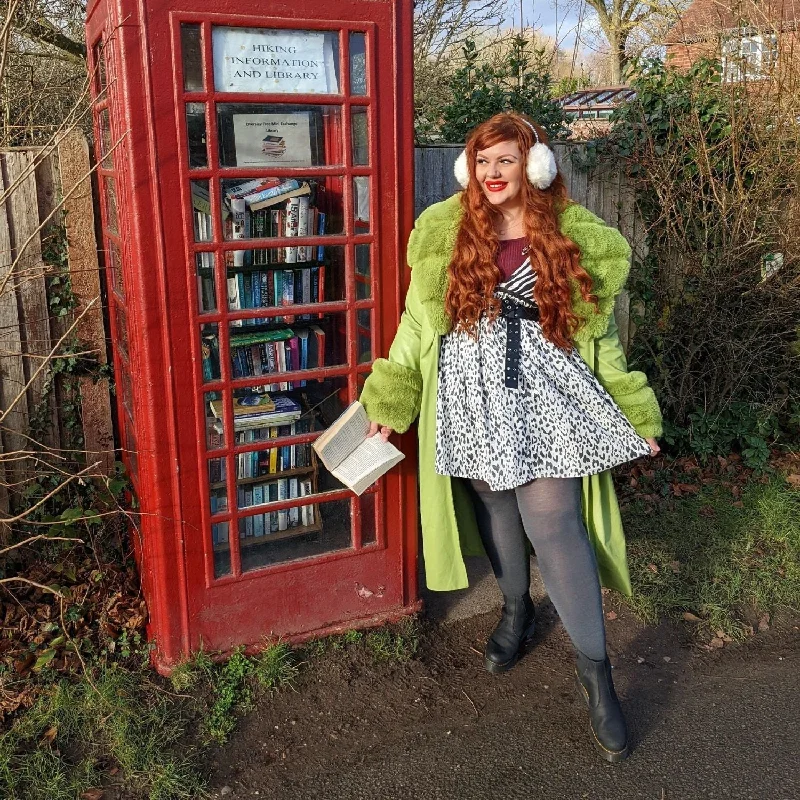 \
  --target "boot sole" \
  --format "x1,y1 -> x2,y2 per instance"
575,674 -> 630,763
483,622 -> 537,675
